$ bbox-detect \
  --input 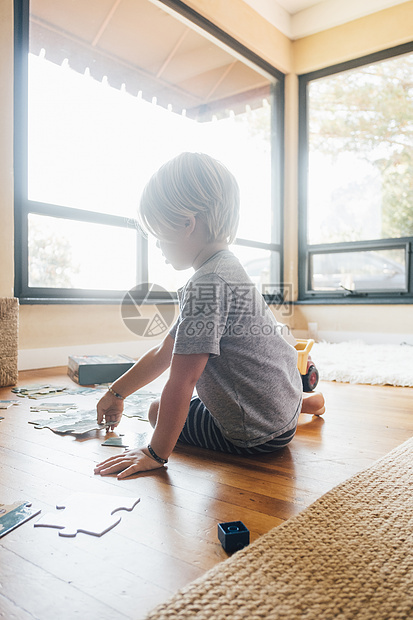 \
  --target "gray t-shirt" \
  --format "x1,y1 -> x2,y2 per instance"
170,250 -> 302,447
